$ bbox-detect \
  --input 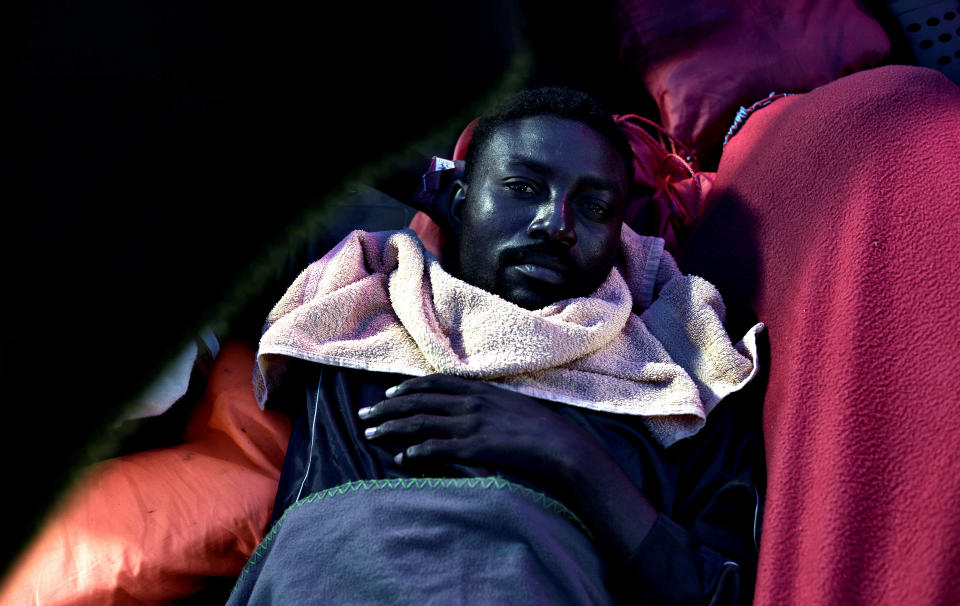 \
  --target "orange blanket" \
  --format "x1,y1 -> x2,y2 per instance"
0,342 -> 291,605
